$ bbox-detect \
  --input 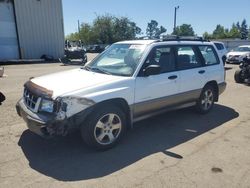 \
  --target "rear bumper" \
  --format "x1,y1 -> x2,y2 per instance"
218,82 -> 227,95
